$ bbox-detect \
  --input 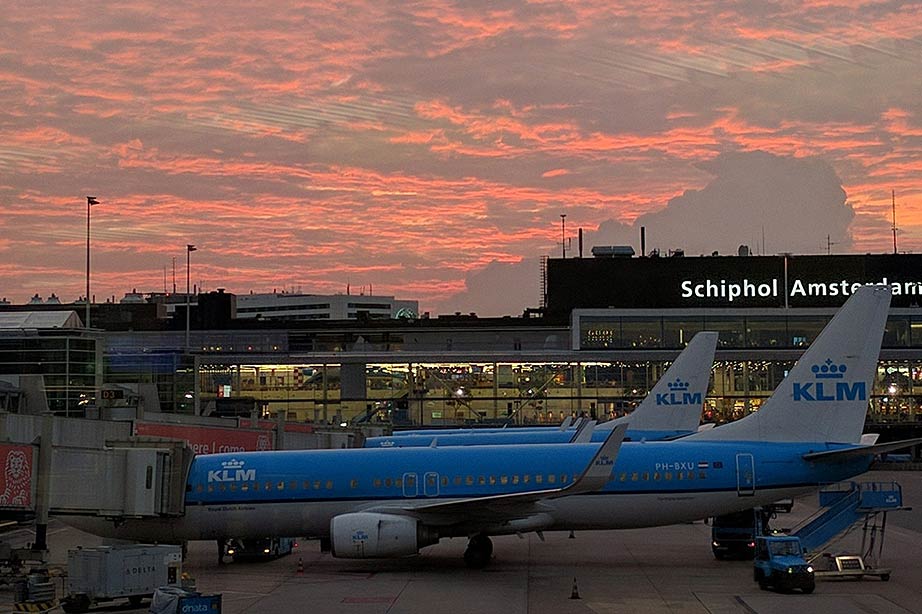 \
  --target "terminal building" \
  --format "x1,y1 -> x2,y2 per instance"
2,252 -> 922,442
